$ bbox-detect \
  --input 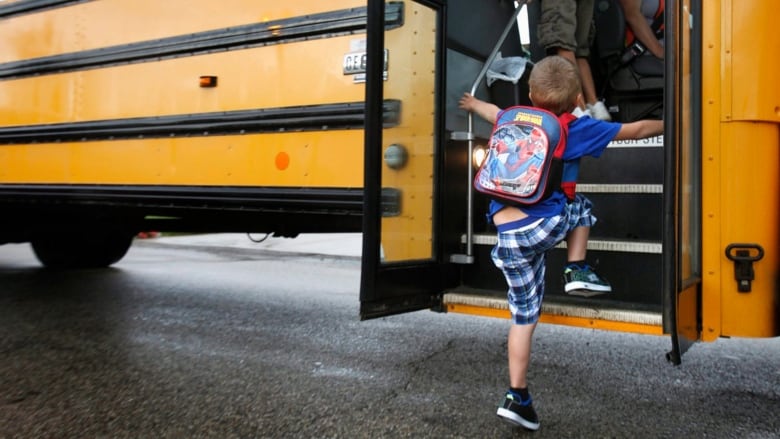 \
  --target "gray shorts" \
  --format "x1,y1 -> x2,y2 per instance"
537,0 -> 596,58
